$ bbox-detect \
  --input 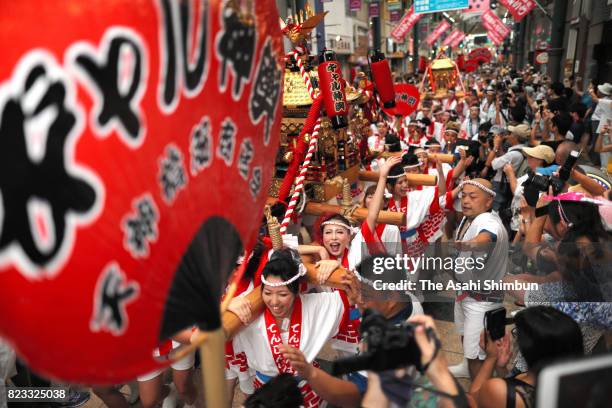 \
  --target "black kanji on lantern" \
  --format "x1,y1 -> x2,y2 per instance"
73,32 -> 146,146
0,56 -> 98,272
91,263 -> 139,335
190,116 -> 212,175
217,118 -> 237,166
158,0 -> 210,112
123,195 -> 158,258
332,90 -> 344,101
238,138 -> 254,180
159,145 -> 187,203
216,3 -> 257,99
249,166 -> 262,199
249,39 -> 281,146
